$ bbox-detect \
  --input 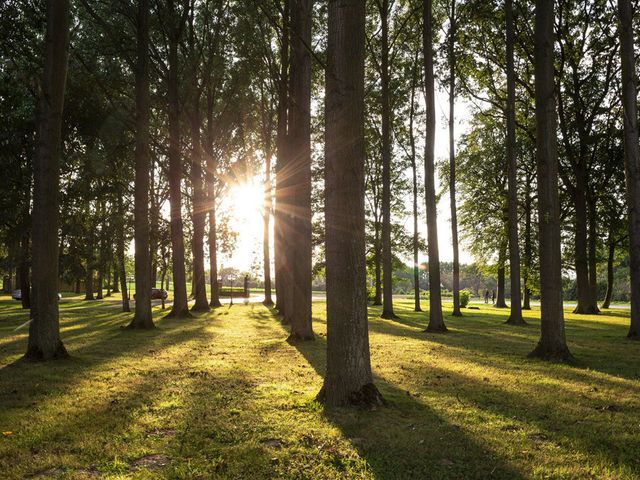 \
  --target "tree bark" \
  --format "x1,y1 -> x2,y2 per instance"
263,152 -> 274,306
373,221 -> 382,305
165,6 -> 192,318
25,0 -> 70,360
448,0 -> 461,317
602,228 -> 615,309
409,52 -> 422,313
523,180 -> 533,310
530,0 -> 572,360
379,0 -> 397,320
587,194 -> 600,313
85,230 -> 95,300
423,0 -> 446,332
505,0 -> 525,324
286,0 -> 313,341
495,246 -> 508,308
617,0 -> 640,339
19,233 -> 31,309
205,87 -> 222,309
127,0 -> 154,329
274,0 -> 290,317
116,195 -> 130,312
318,0 -> 382,407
